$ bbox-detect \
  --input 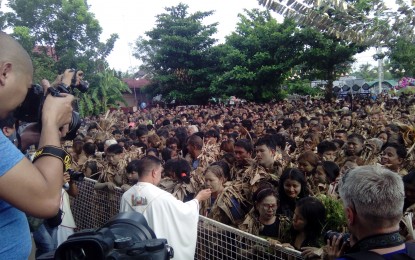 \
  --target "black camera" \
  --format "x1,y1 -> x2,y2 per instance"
38,212 -> 173,260
324,230 -> 351,244
68,169 -> 85,182
14,70 -> 88,140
